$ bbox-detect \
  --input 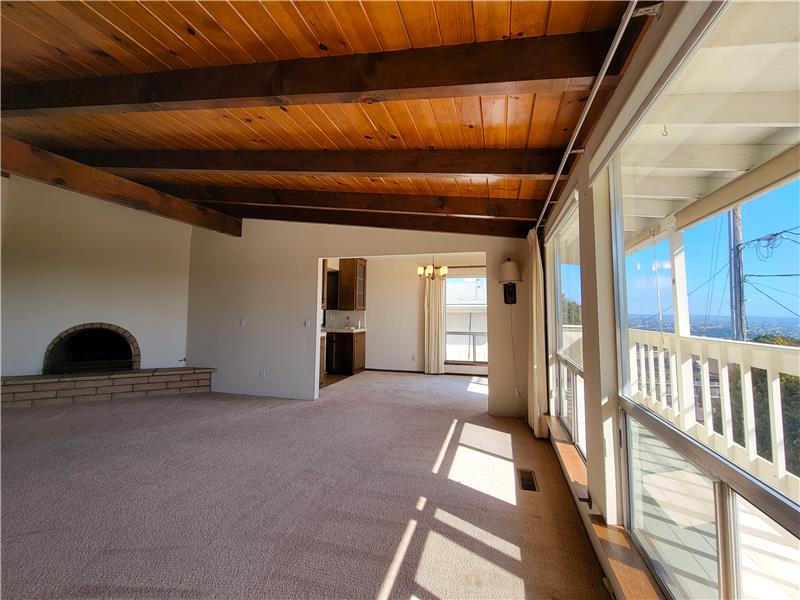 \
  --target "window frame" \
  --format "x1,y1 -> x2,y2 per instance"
608,120 -> 800,600
546,196 -> 588,459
